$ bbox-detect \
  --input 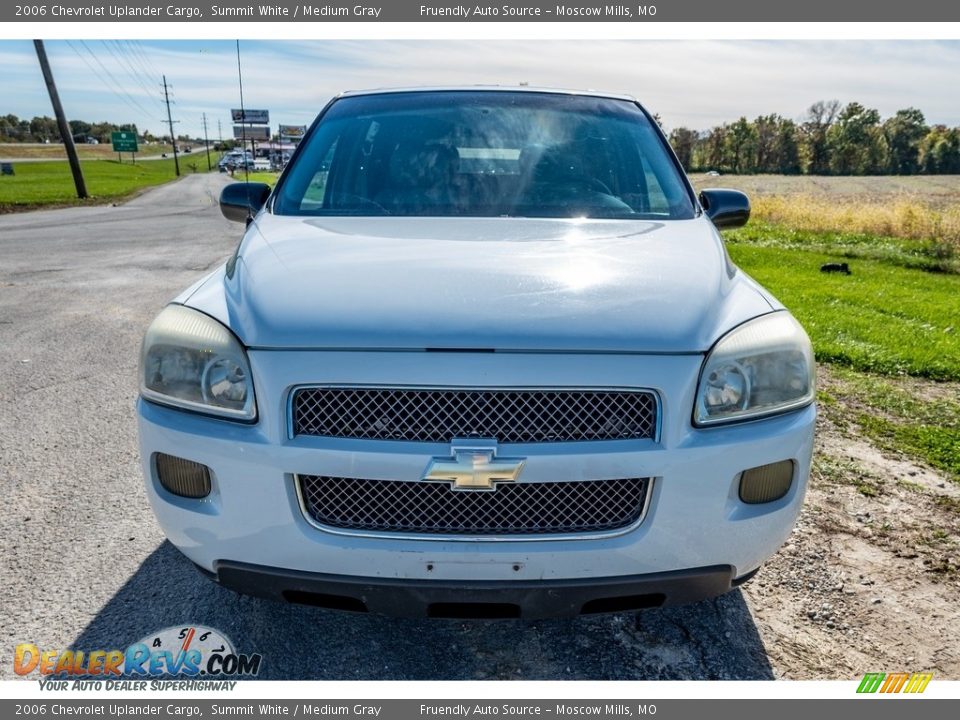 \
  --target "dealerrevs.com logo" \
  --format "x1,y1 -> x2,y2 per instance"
15,625 -> 262,688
